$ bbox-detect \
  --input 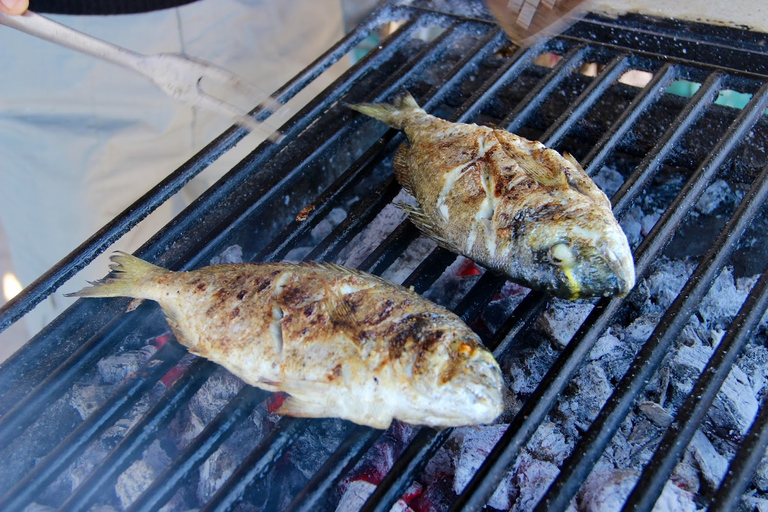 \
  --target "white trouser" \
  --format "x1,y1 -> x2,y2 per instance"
0,0 -> 344,335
